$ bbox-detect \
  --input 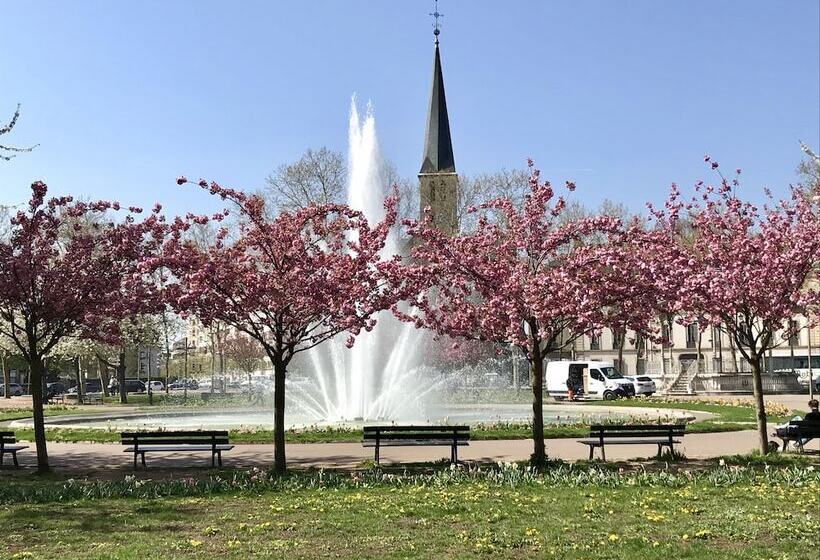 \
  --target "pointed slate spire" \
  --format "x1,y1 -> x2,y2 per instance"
420,42 -> 455,174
